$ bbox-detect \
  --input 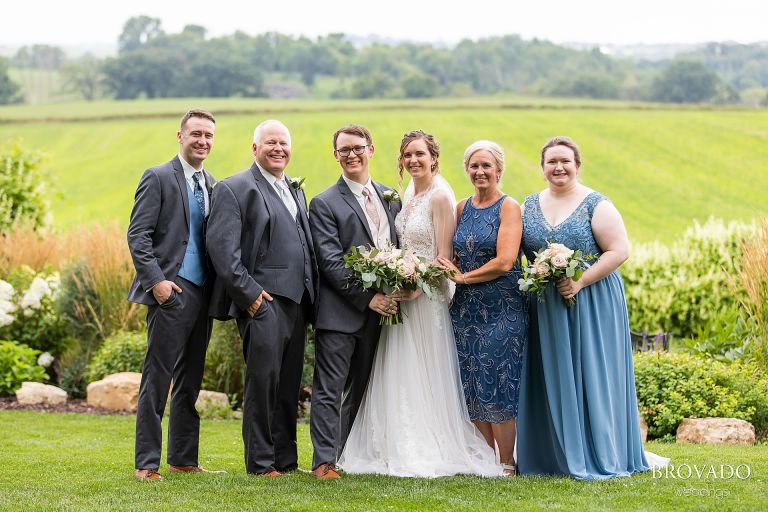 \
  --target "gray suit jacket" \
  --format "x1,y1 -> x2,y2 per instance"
127,156 -> 216,305
206,163 -> 318,320
309,177 -> 400,333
